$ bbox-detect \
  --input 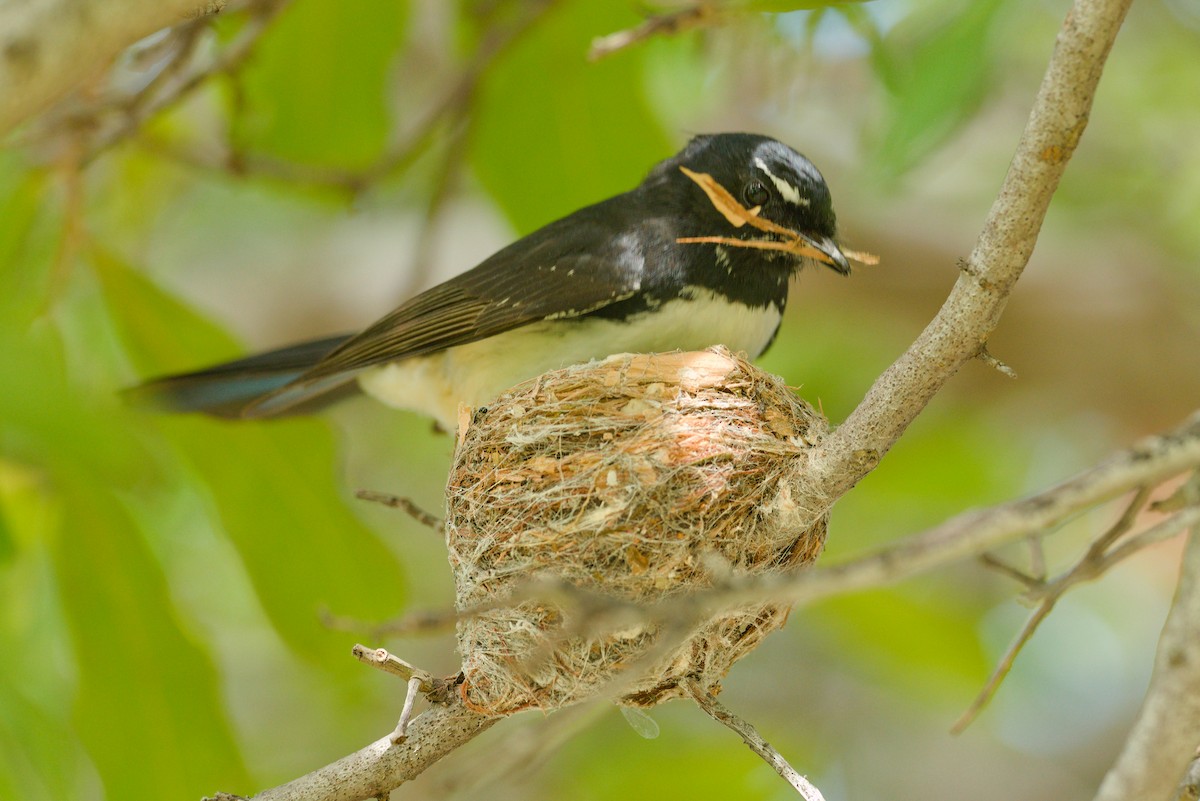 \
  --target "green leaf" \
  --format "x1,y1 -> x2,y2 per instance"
736,0 -> 867,11
0,463 -> 80,801
871,0 -> 1007,178
0,170 -> 55,327
89,247 -> 242,372
163,416 -> 409,656
52,476 -> 250,799
0,319 -> 145,484
236,0 -> 409,169
808,587 -> 990,695
0,685 -> 79,801
91,250 -> 408,657
470,0 -> 670,234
